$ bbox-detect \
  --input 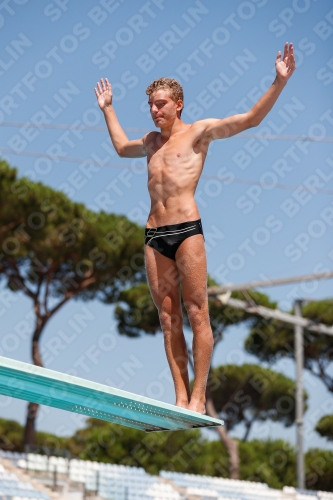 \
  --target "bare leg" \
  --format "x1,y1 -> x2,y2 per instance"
145,245 -> 191,408
176,234 -> 213,414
